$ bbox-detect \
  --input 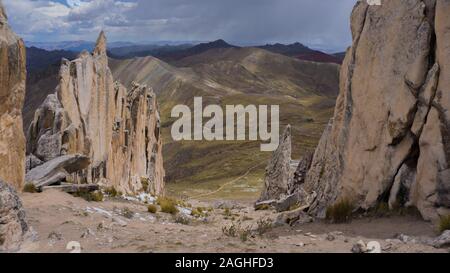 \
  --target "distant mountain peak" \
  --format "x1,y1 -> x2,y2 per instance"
195,39 -> 236,50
